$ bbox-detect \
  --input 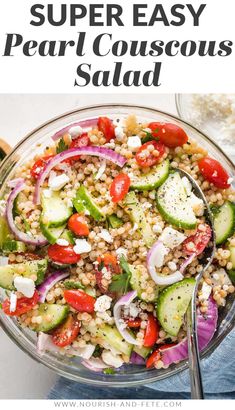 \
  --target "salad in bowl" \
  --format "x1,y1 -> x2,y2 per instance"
0,112 -> 234,374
